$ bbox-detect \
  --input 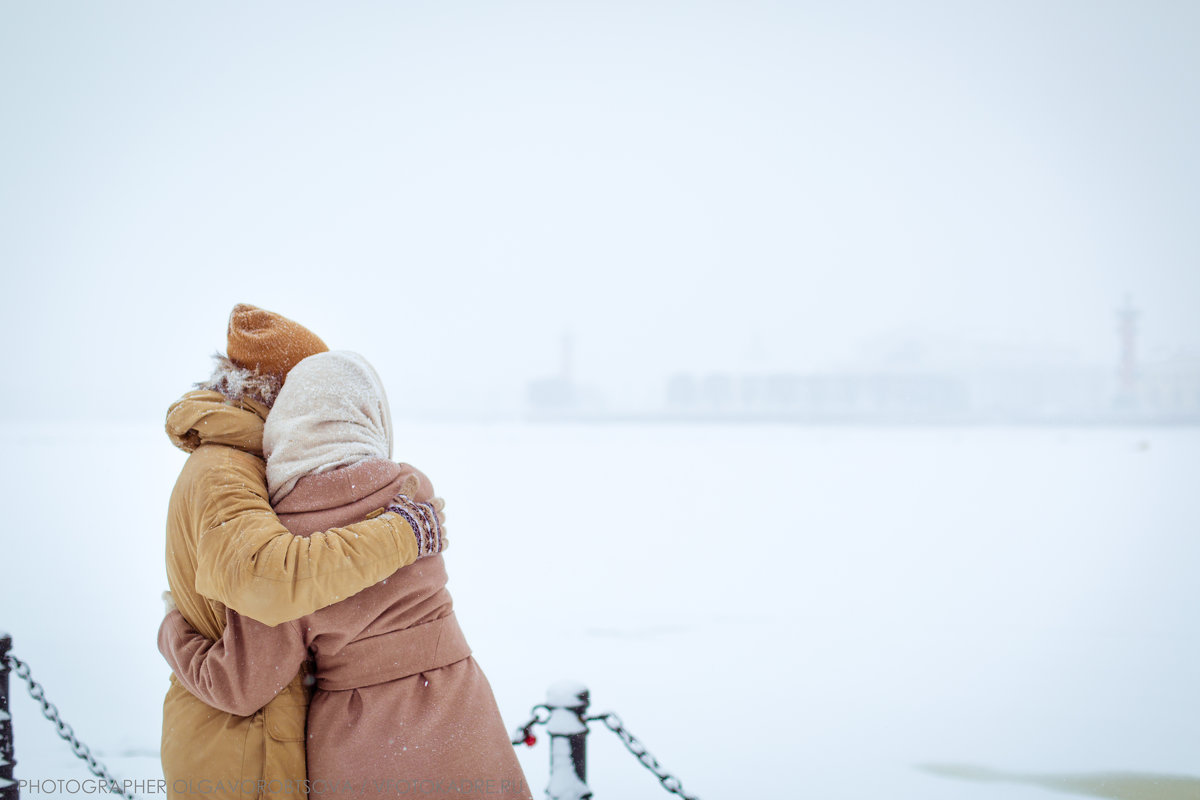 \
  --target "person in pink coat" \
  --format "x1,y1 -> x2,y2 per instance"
158,350 -> 531,799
